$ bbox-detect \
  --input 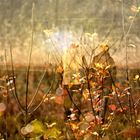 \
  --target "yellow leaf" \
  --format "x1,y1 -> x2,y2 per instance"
68,83 -> 73,89
89,81 -> 96,88
138,6 -> 140,12
44,127 -> 61,139
112,84 -> 115,92
56,66 -> 64,73
136,120 -> 140,124
69,123 -> 79,130
105,65 -> 111,70
46,122 -> 56,128
31,119 -> 44,134
43,29 -> 53,37
93,131 -> 99,136
95,63 -> 103,69
131,5 -> 139,13
134,75 -> 139,80
129,16 -> 134,20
